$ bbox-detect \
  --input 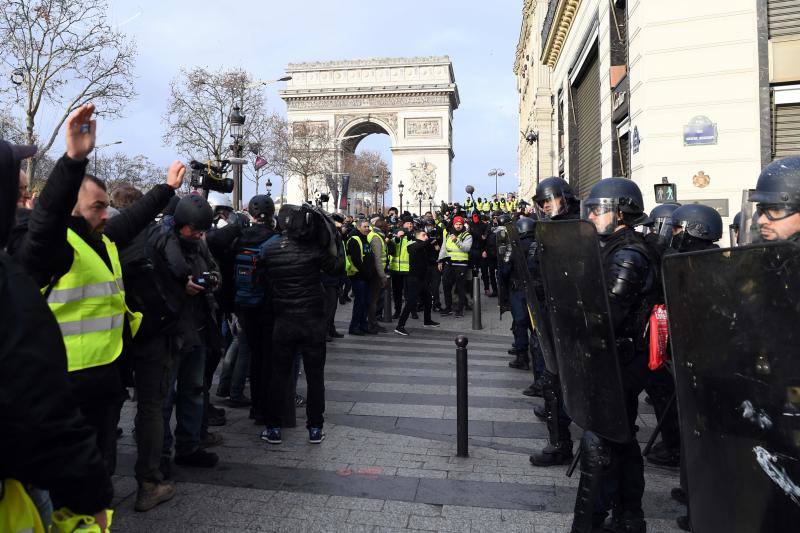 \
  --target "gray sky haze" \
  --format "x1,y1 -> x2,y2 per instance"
89,0 -> 522,204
